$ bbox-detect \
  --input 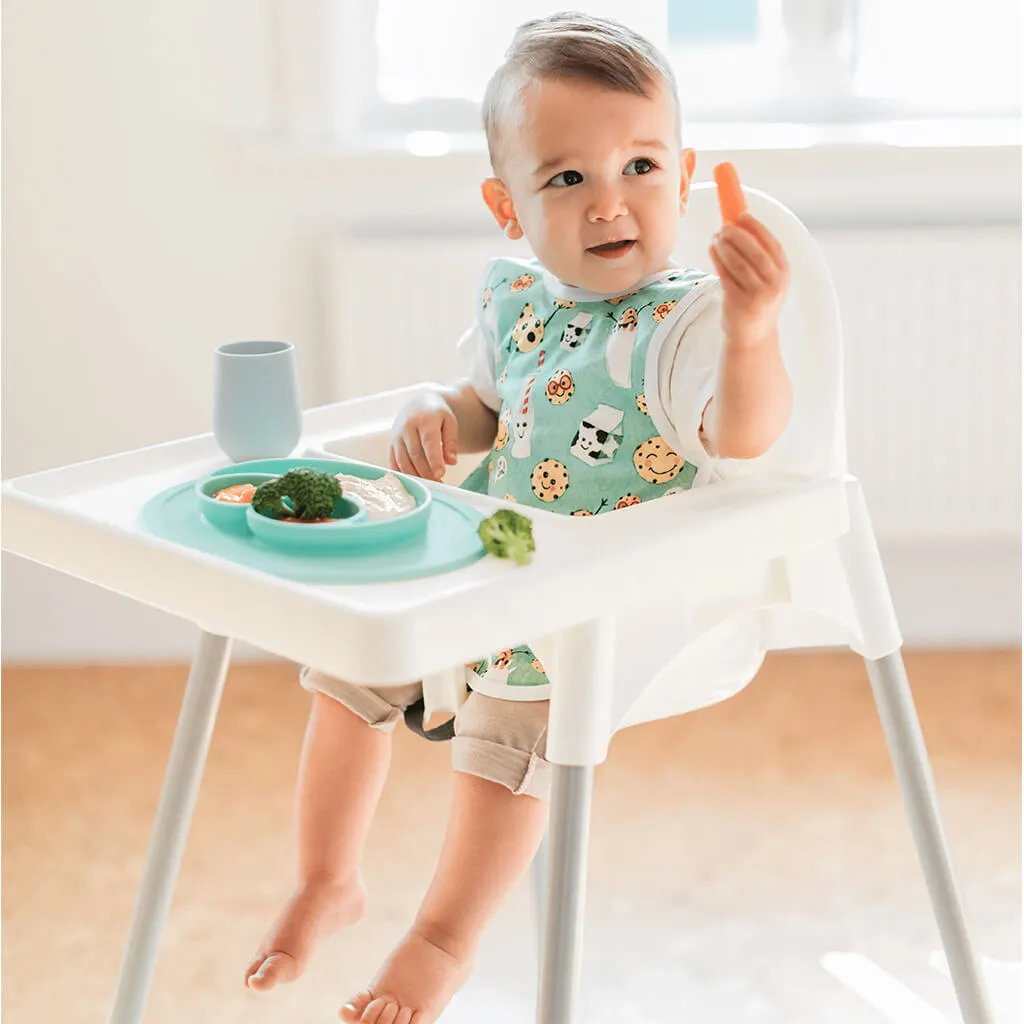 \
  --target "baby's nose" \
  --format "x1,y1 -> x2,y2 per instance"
586,185 -> 627,222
